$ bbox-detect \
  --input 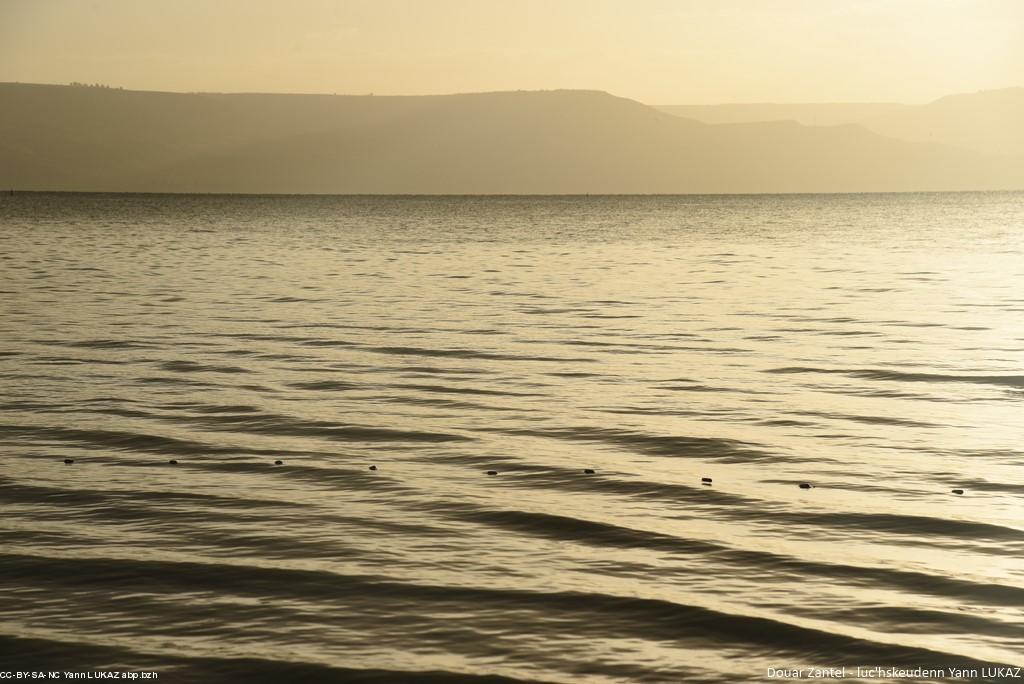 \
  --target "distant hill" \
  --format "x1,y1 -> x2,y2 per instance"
655,103 -> 908,128
657,88 -> 1024,157
1,82 -> 1021,193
